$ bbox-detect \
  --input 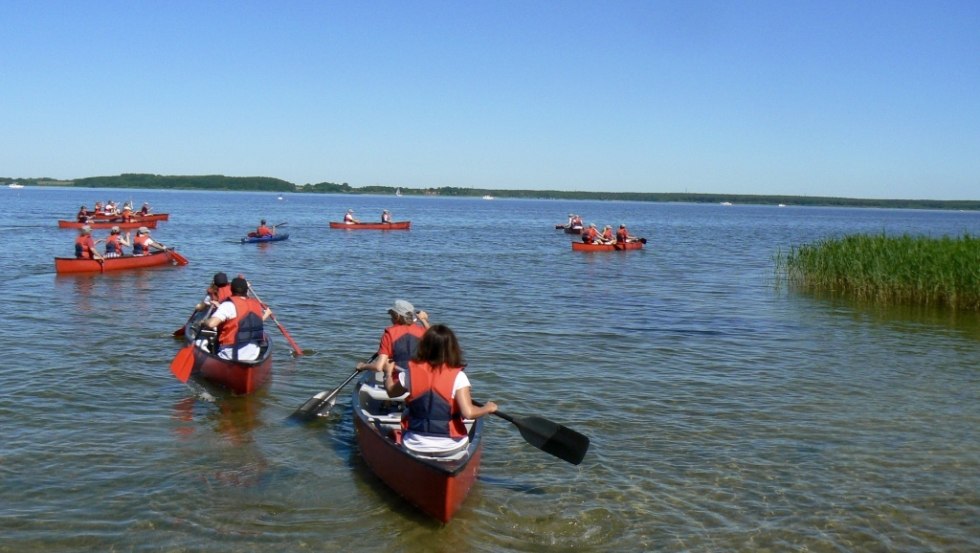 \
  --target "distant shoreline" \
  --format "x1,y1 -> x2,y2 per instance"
5,173 -> 978,211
